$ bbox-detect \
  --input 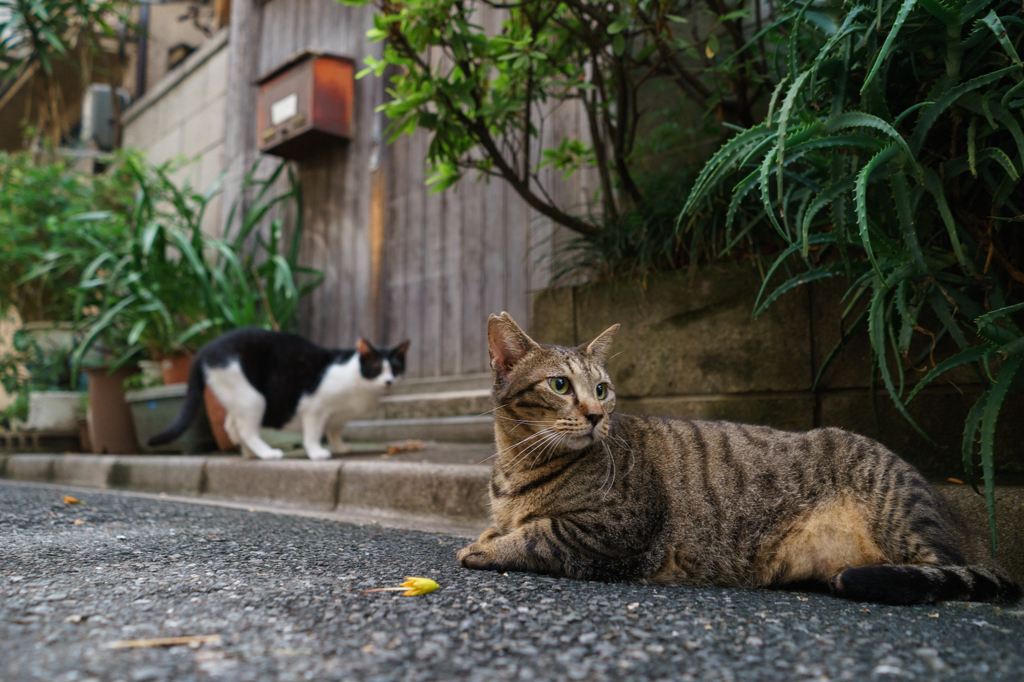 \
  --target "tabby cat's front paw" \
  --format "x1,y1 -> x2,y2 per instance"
457,543 -> 503,572
478,526 -> 502,543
